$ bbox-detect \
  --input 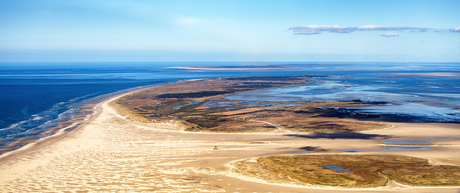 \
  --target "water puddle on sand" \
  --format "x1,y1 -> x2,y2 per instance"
288,139 -> 451,154
289,146 -> 433,154
381,140 -> 433,144
203,101 -> 246,107
323,166 -> 354,173
338,146 -> 432,152
240,103 -> 279,107
172,105 -> 183,110
274,103 -> 309,107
